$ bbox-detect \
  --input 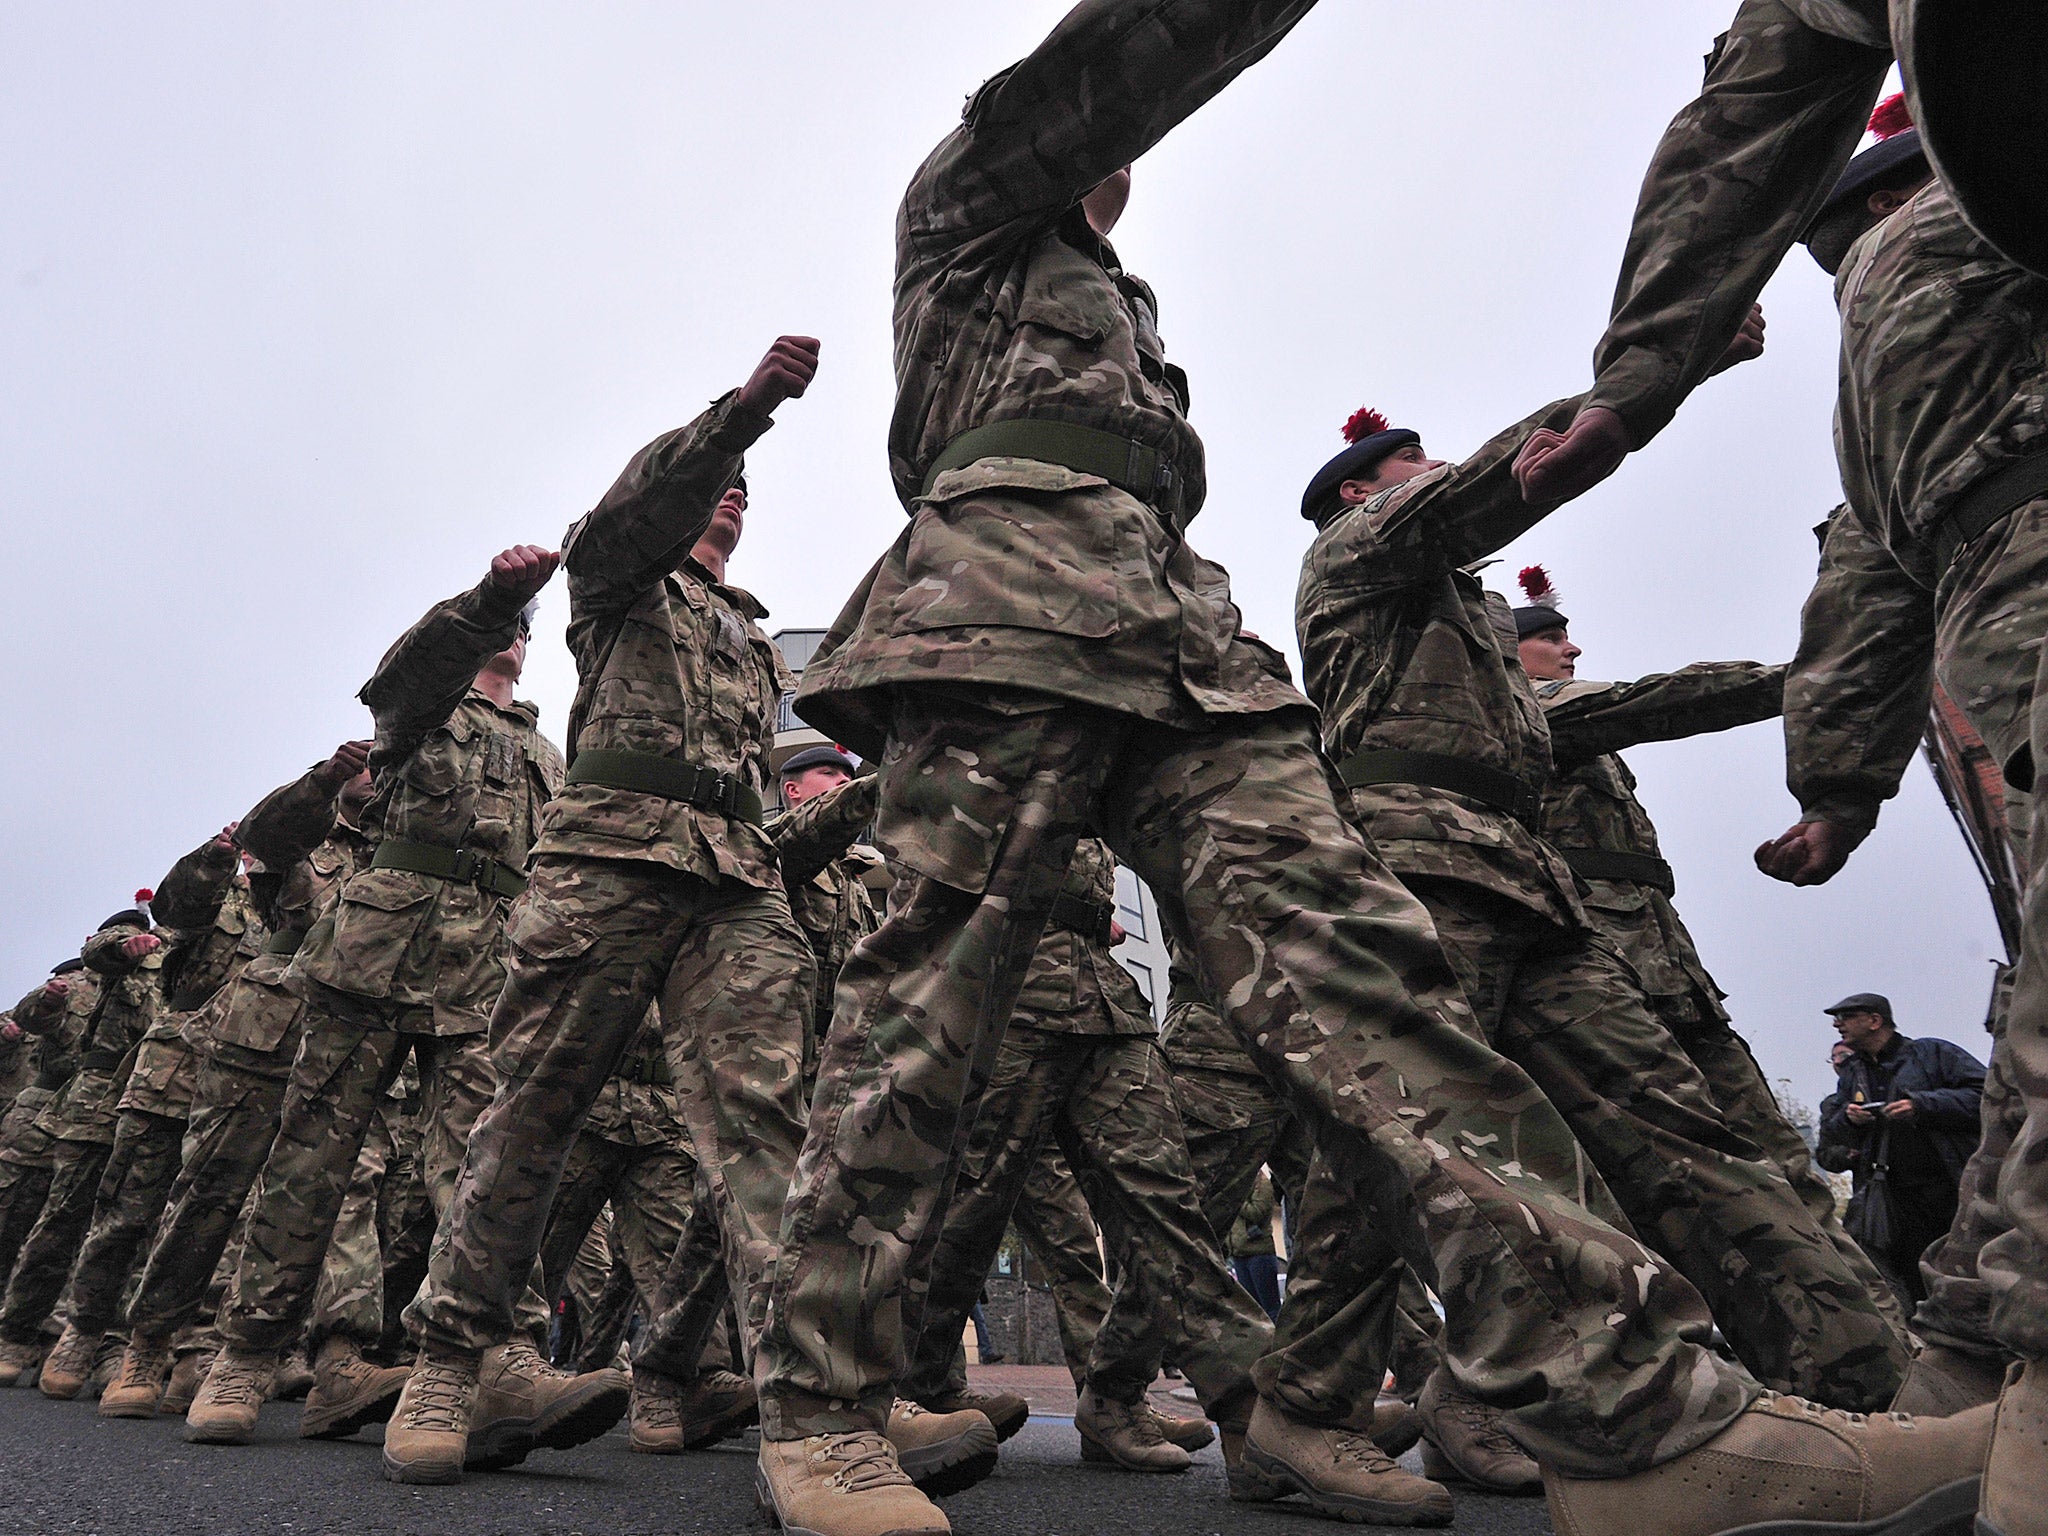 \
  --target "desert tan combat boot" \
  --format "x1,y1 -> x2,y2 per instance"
464,1338 -> 629,1471
380,1350 -> 479,1485
1077,1387 -> 1192,1472
299,1334 -> 411,1440
272,1345 -> 315,1401
1236,1397 -> 1454,1526
184,1347 -> 276,1443
161,1349 -> 212,1414
1417,1372 -> 1541,1494
756,1431 -> 950,1536
919,1384 -> 1030,1442
99,1333 -> 173,1418
0,1335 -> 45,1388
885,1398 -> 1000,1495
1544,1393 -> 1994,1536
630,1365 -> 758,1453
1980,1362 -> 2046,1536
1370,1395 -> 1425,1457
37,1322 -> 98,1400
1141,1399 -> 1216,1452
1891,1343 -> 2011,1417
